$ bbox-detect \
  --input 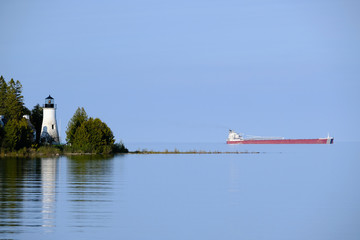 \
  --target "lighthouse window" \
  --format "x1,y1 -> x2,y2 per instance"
52,124 -> 54,130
